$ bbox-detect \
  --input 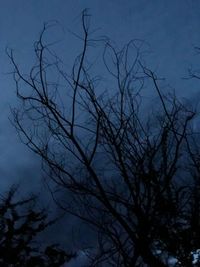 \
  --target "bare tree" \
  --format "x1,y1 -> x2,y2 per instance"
8,10 -> 200,267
